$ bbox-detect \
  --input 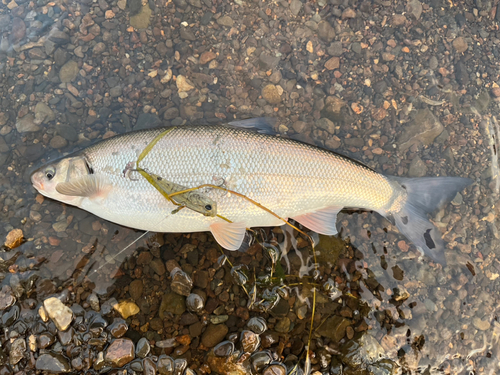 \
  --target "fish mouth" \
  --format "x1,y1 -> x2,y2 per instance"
30,172 -> 44,192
